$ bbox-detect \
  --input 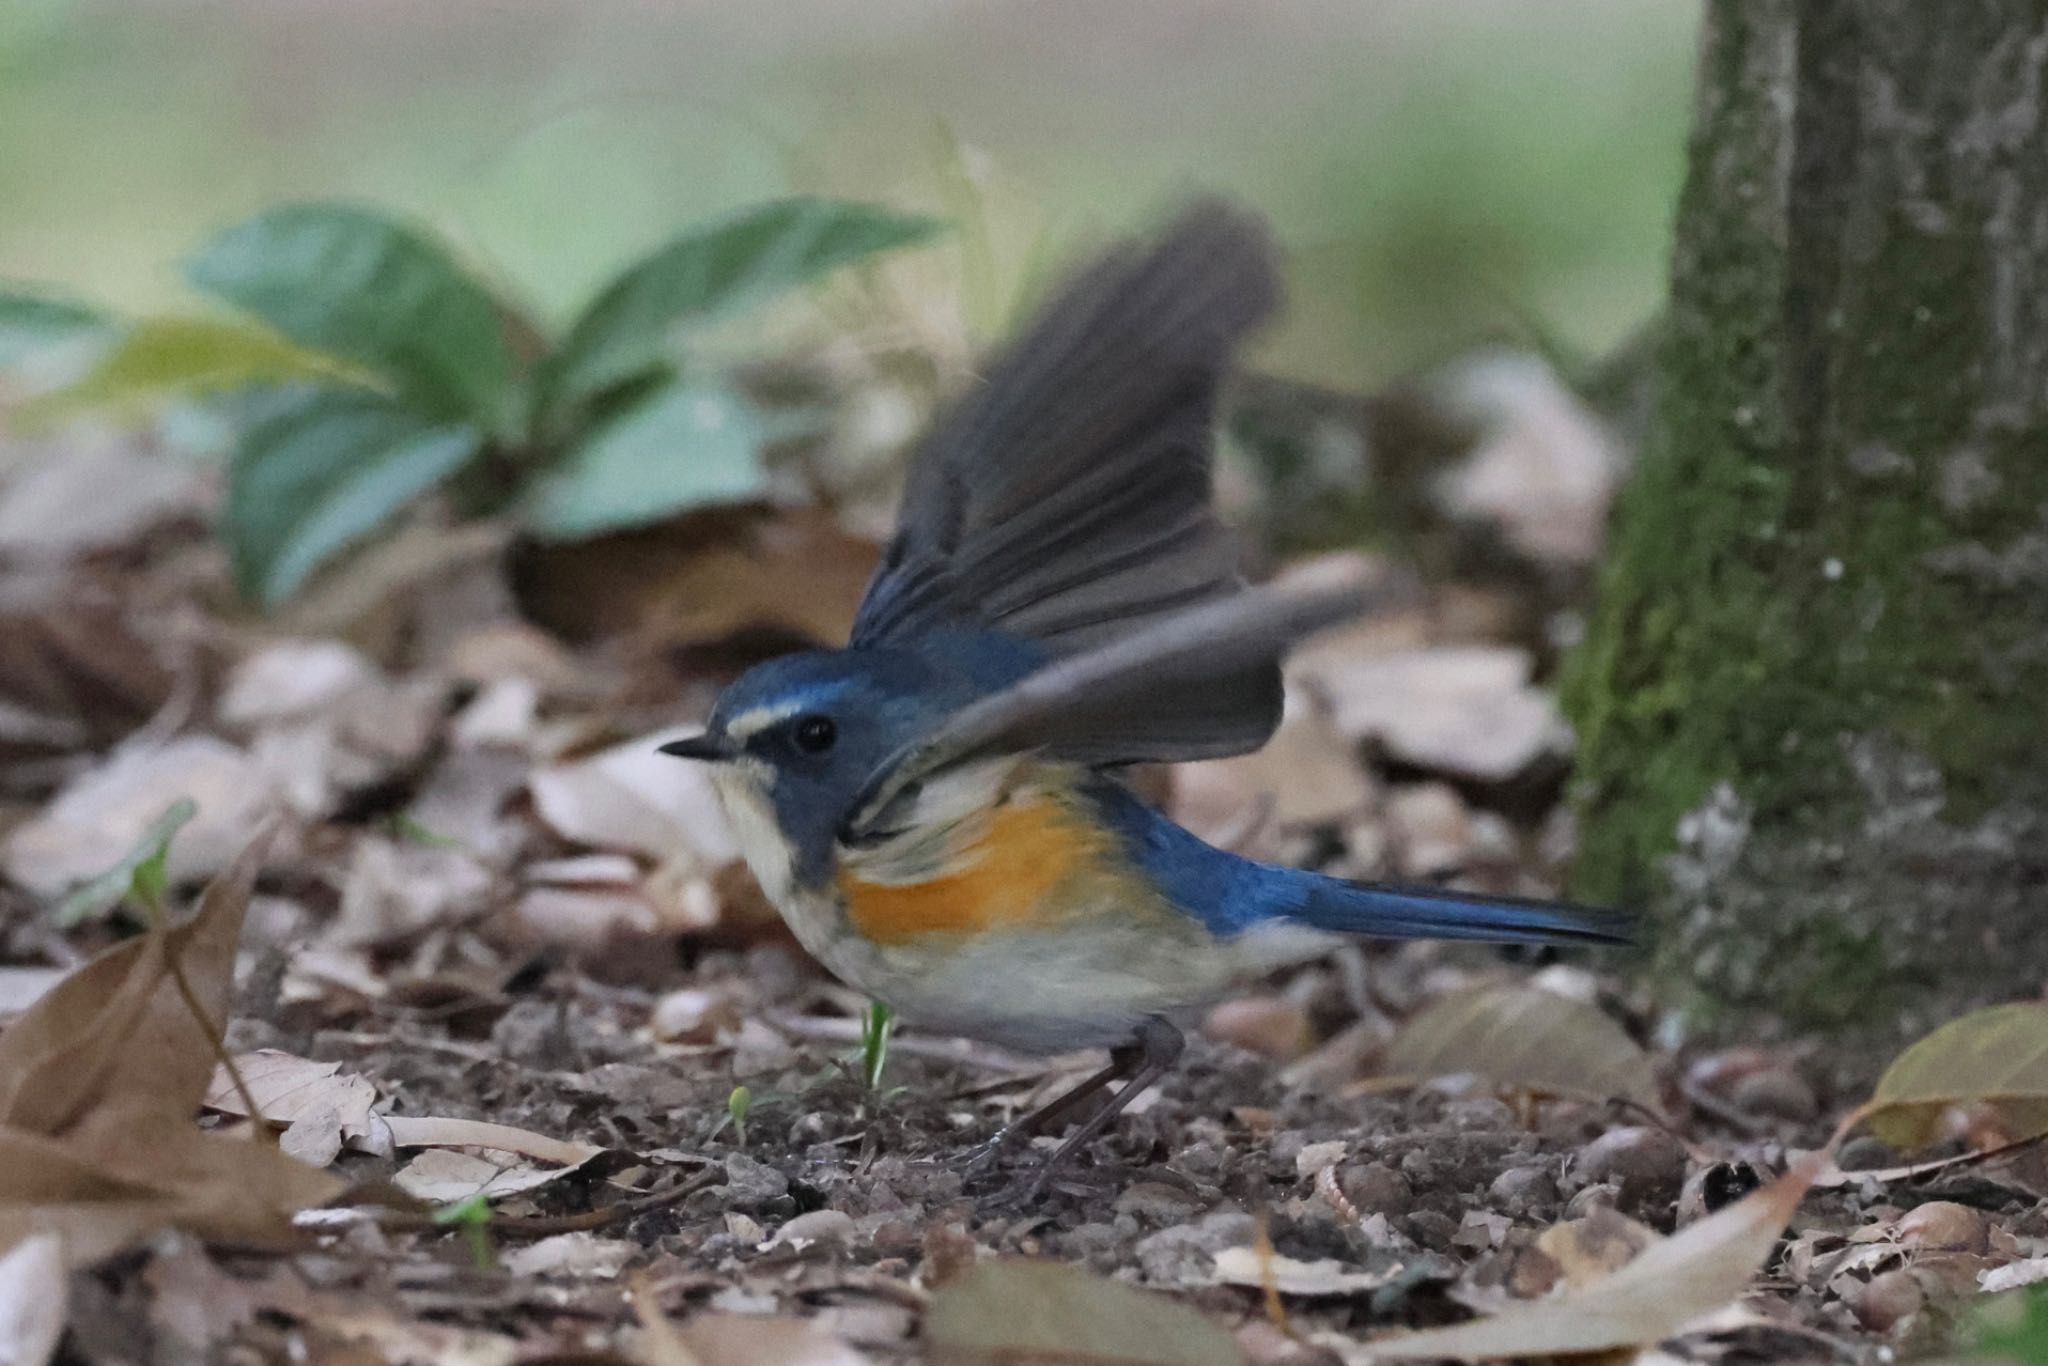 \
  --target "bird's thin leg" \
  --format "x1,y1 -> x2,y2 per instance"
1006,1016 -> 1184,1205
957,1050 -> 1133,1175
